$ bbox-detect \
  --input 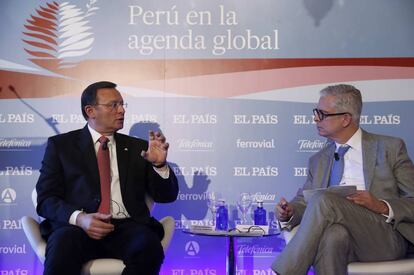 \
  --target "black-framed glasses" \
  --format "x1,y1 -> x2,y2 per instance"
94,101 -> 128,111
228,225 -> 266,234
313,108 -> 350,121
